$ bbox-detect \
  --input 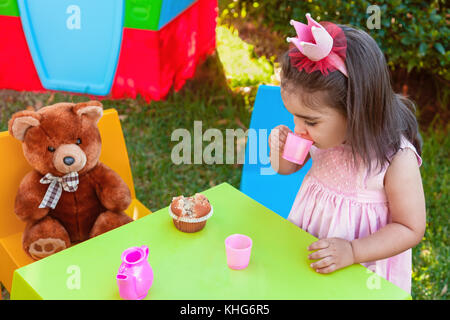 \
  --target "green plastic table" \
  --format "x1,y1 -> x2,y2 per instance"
10,183 -> 411,299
